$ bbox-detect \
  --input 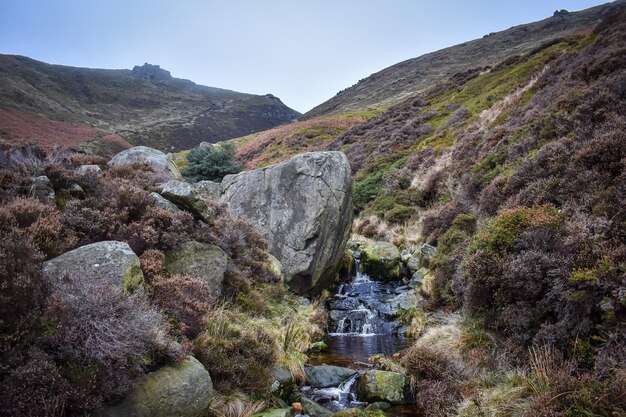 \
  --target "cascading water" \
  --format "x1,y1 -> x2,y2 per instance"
301,373 -> 363,412
303,250 -> 421,415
